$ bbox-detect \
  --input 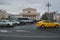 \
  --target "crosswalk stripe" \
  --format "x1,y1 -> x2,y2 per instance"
0,30 -> 8,32
16,30 -> 29,32
0,30 -> 29,32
